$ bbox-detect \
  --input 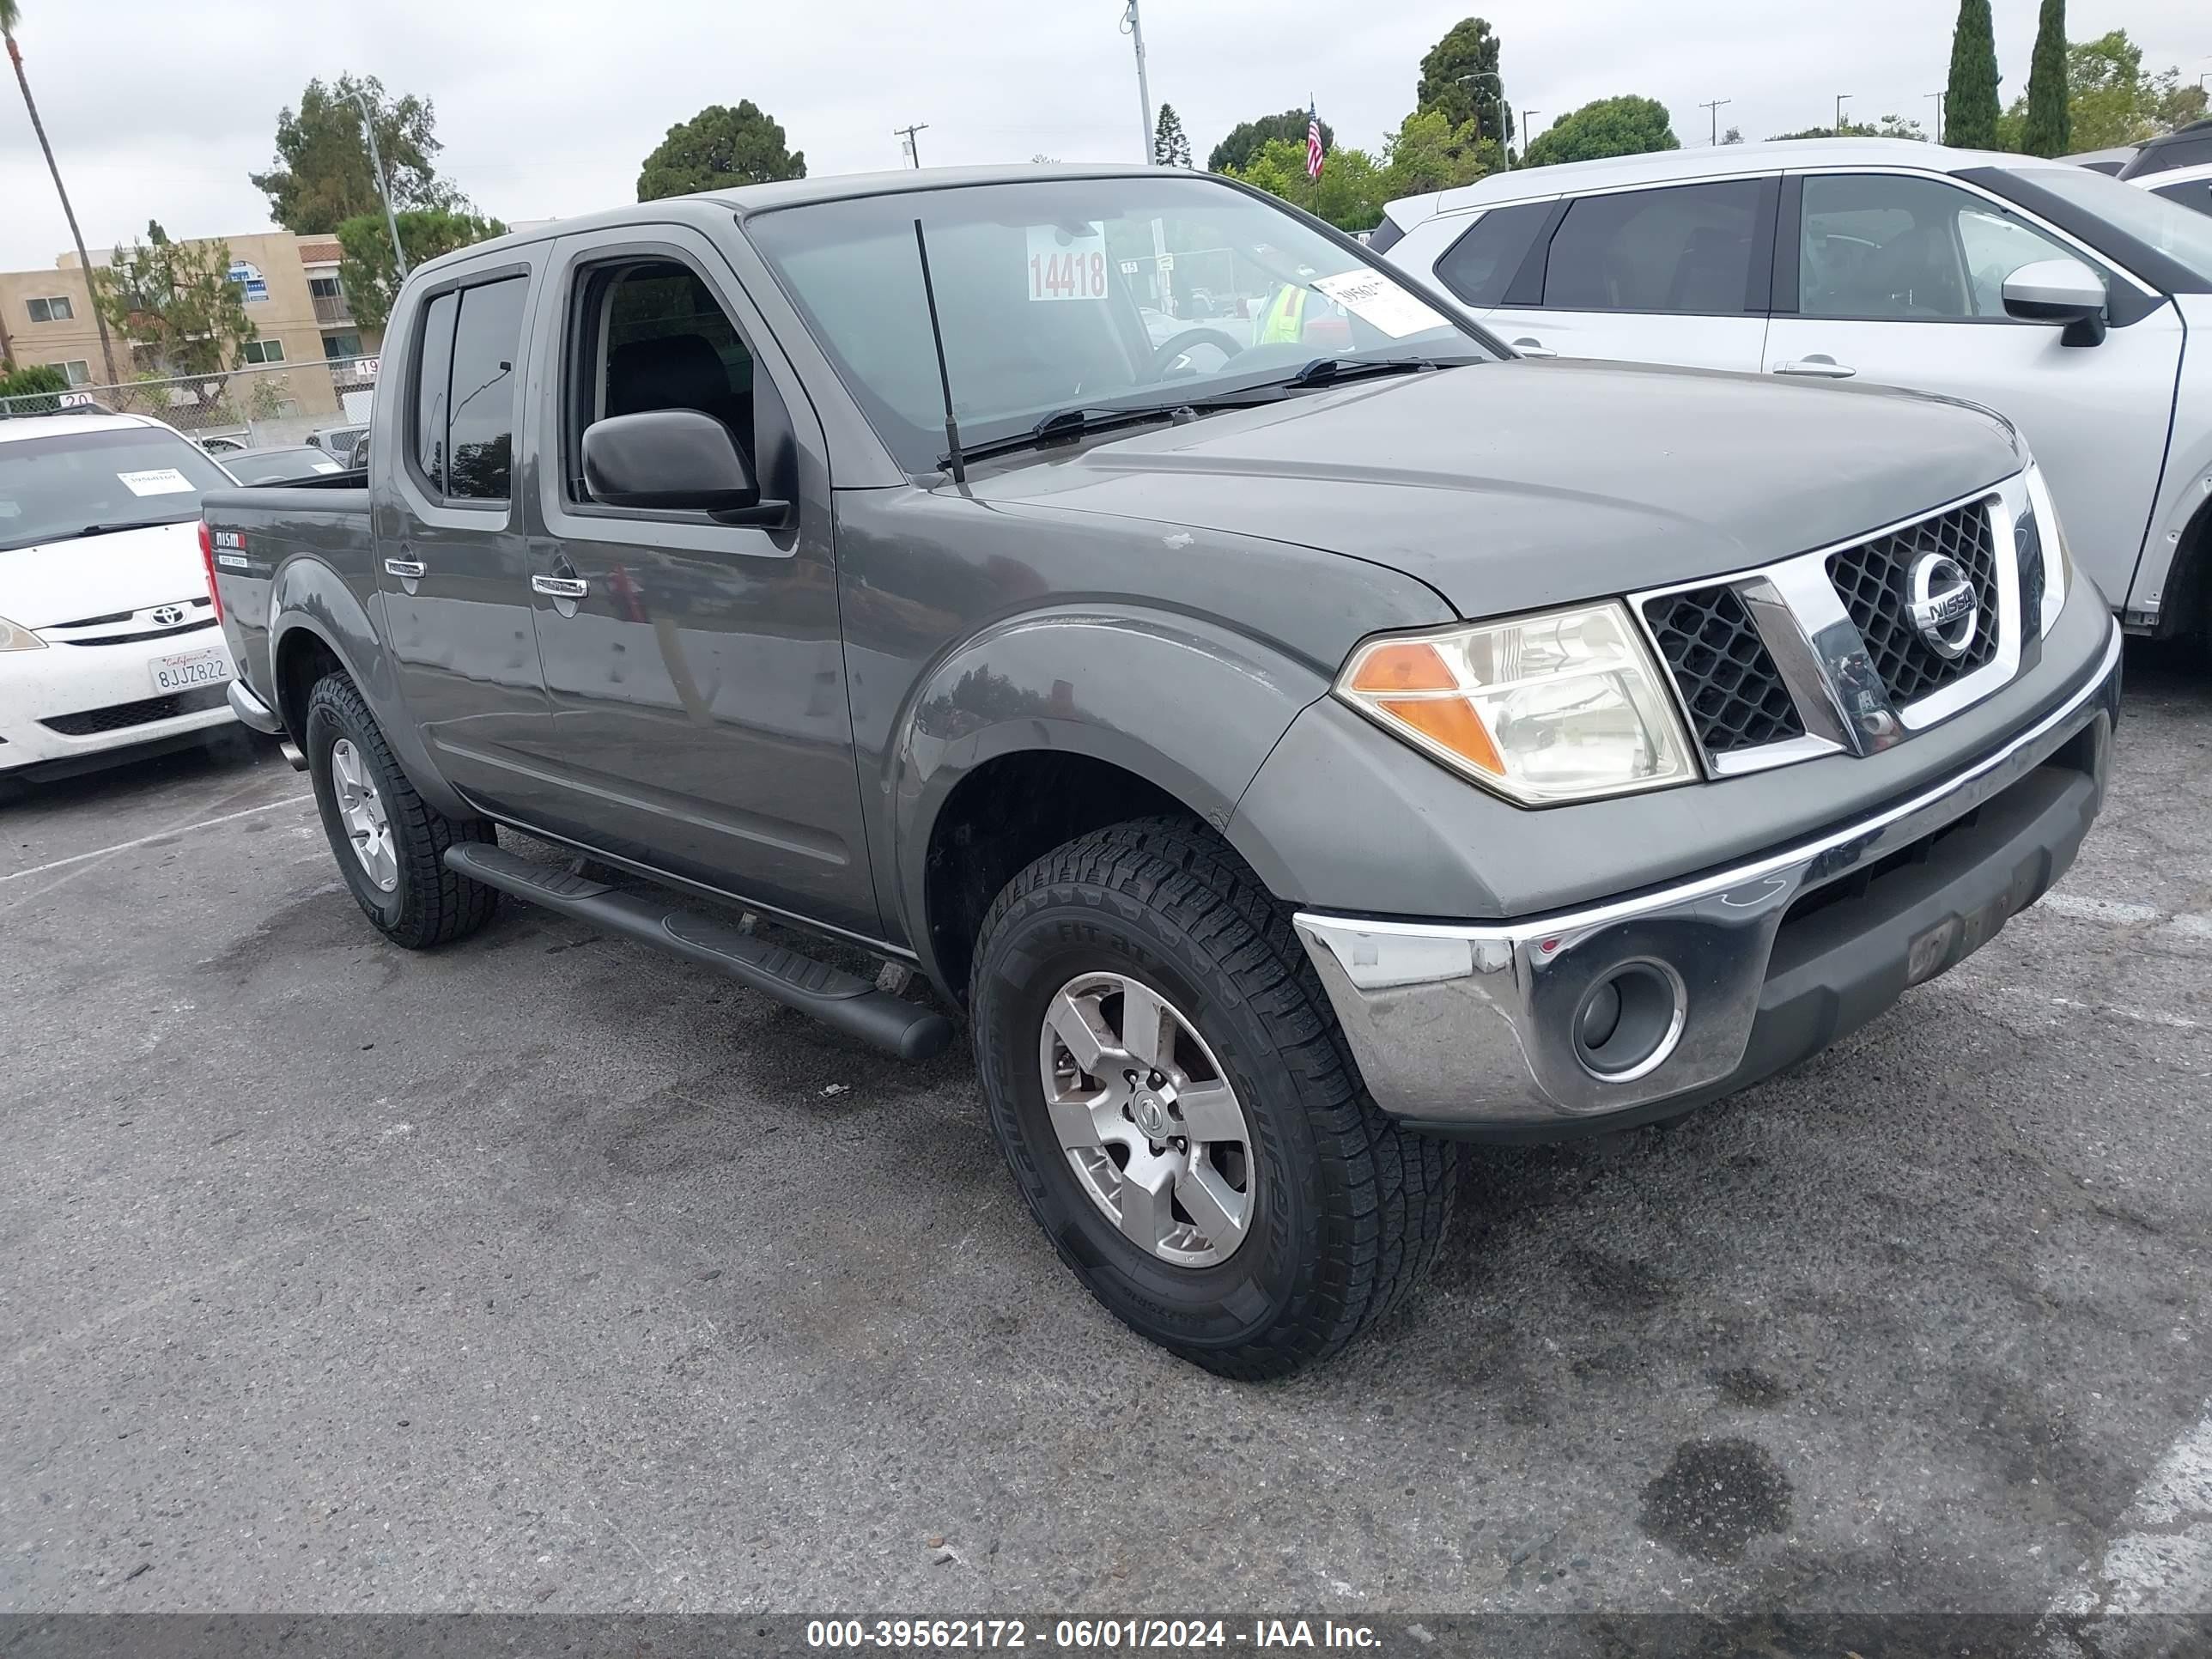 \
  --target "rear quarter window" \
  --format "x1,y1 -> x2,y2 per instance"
1432,202 -> 1553,308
